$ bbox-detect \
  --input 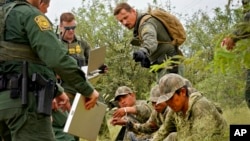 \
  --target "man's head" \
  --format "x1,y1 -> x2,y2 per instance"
38,0 -> 50,14
114,86 -> 136,107
60,12 -> 77,42
27,0 -> 41,8
113,2 -> 137,30
157,73 -> 189,112
150,84 -> 168,113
